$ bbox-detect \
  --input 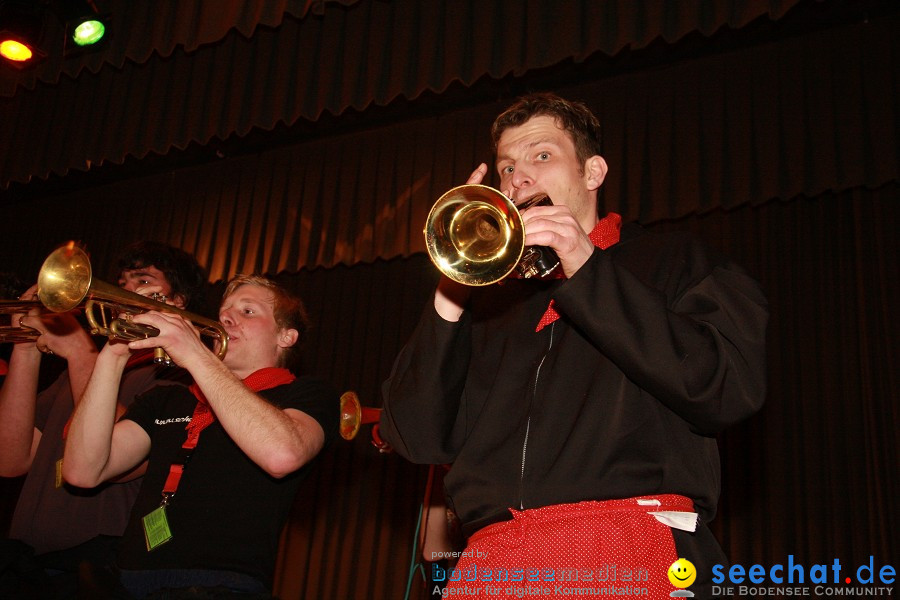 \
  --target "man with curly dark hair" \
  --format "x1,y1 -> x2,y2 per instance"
0,241 -> 207,598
